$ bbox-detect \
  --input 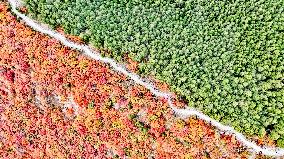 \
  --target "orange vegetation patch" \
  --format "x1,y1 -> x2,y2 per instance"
0,3 -> 251,158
